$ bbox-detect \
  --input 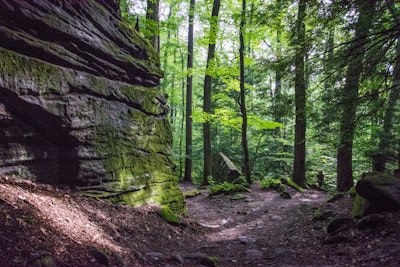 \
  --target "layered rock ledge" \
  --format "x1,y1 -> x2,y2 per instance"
0,0 -> 184,212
